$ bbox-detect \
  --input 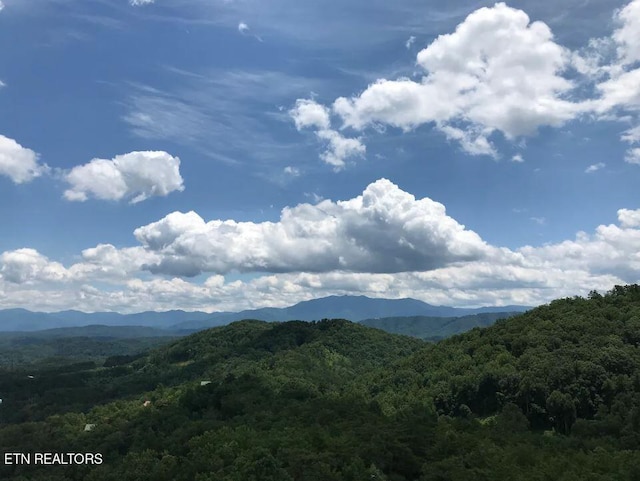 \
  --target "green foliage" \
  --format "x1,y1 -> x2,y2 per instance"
1,286 -> 640,480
